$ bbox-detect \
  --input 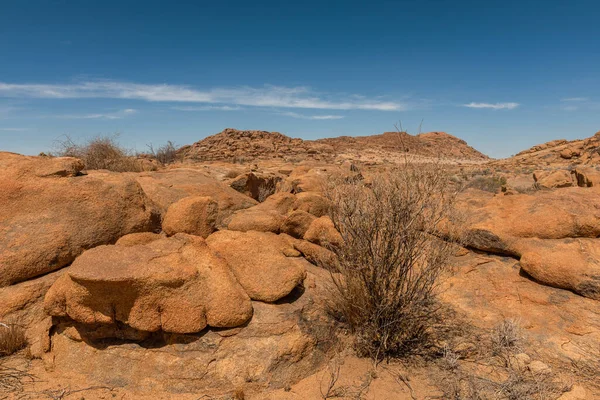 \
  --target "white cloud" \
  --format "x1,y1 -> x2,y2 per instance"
55,108 -> 137,120
171,105 -> 243,111
561,97 -> 588,102
0,81 -> 404,111
0,127 -> 28,131
278,111 -> 345,120
562,105 -> 579,112
463,102 -> 519,110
